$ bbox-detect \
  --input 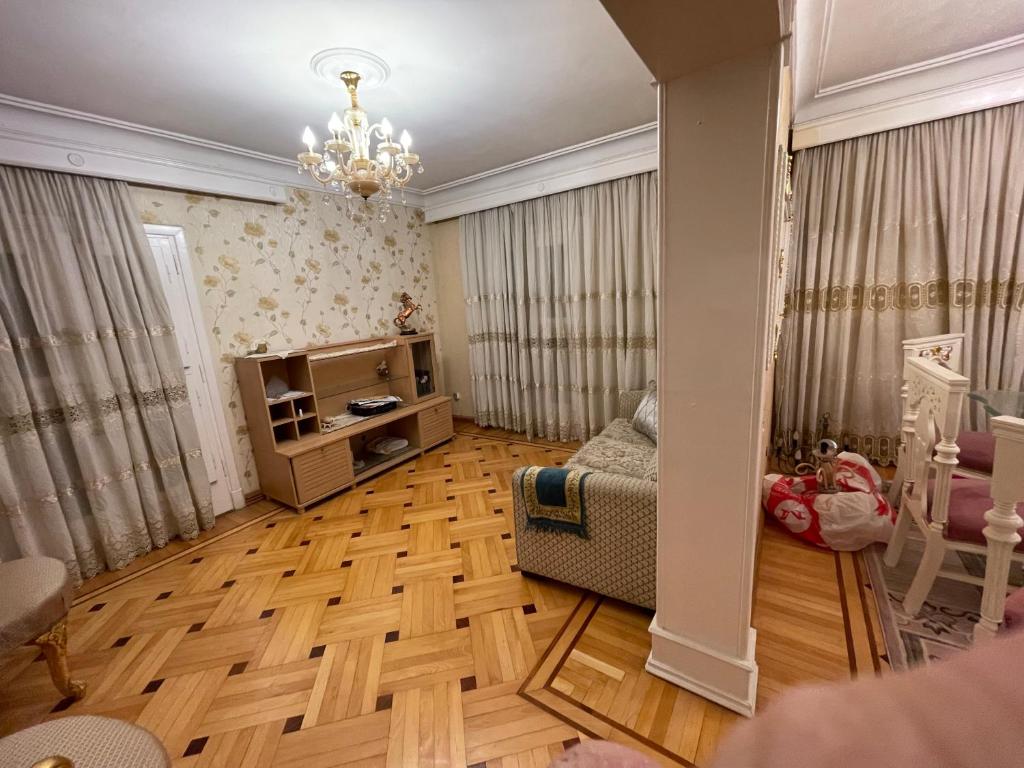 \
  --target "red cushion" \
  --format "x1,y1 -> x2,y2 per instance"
958,430 -> 995,474
927,477 -> 1024,550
